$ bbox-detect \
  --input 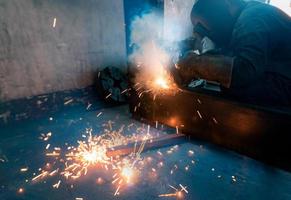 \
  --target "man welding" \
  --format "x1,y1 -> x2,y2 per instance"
171,0 -> 291,106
